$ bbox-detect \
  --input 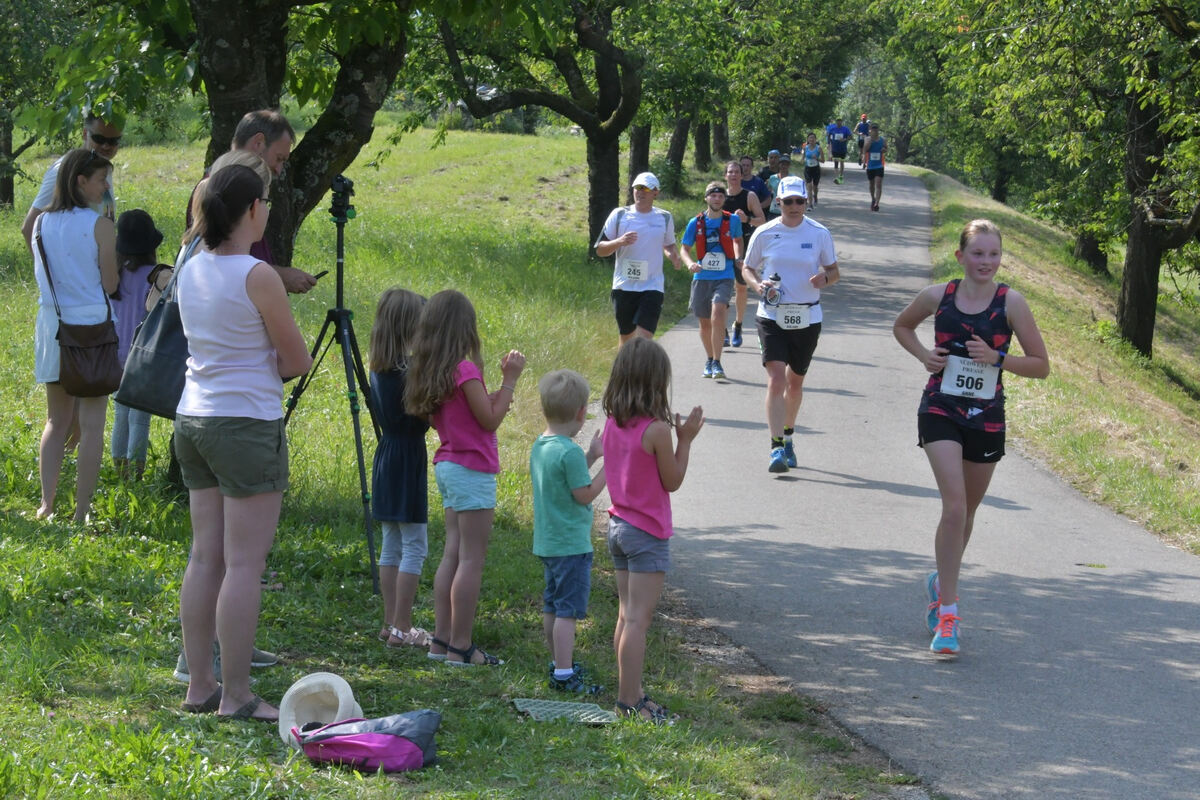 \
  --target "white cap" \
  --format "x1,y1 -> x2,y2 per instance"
278,672 -> 364,747
631,172 -> 660,190
776,175 -> 808,200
